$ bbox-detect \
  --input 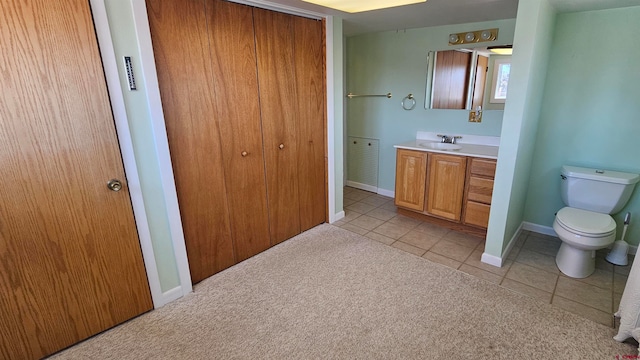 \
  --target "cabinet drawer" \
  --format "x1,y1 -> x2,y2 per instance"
464,201 -> 491,228
469,158 -> 496,178
466,176 -> 494,204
